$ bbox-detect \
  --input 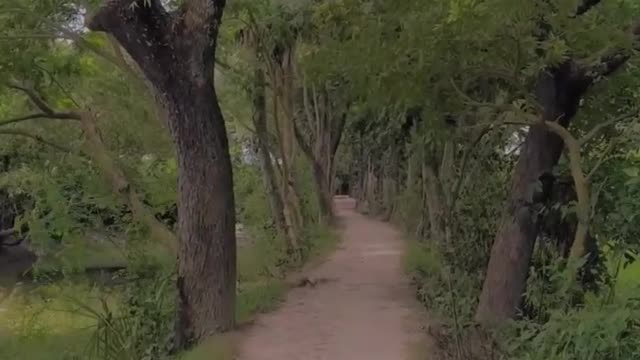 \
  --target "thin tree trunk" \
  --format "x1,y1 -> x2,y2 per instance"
310,158 -> 334,222
422,162 -> 445,243
294,82 -> 346,222
272,92 -> 302,251
89,0 -> 236,347
366,158 -> 377,213
251,68 -> 289,244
